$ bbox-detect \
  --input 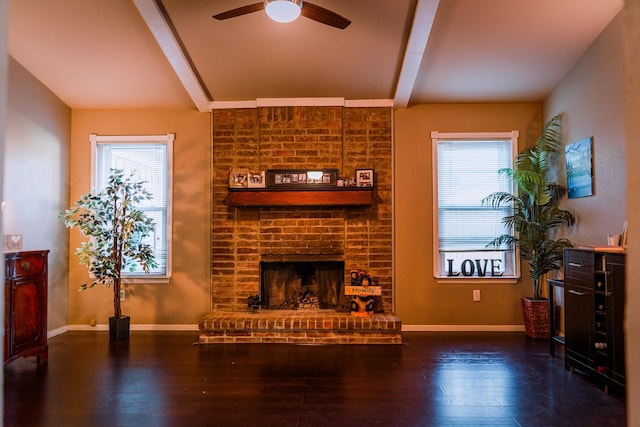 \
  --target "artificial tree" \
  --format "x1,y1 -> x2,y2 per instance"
61,168 -> 157,340
483,115 -> 575,337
